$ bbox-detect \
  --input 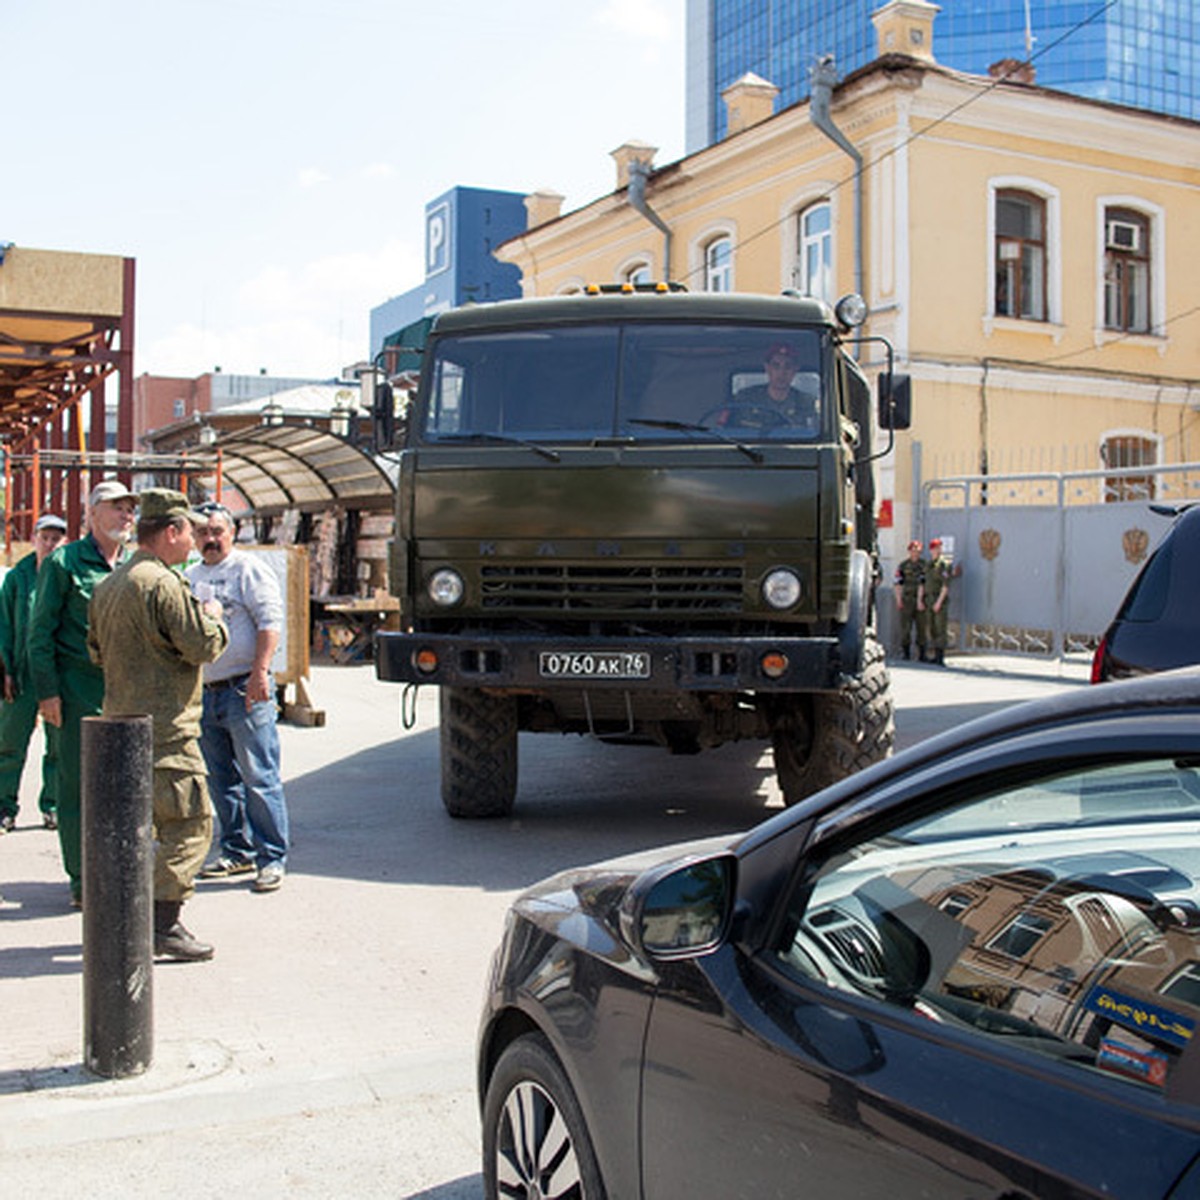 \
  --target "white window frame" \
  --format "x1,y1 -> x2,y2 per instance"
1094,196 -> 1166,343
795,200 -> 833,303
985,176 -> 1063,335
619,258 -> 653,286
704,235 -> 733,292
688,222 -> 736,294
